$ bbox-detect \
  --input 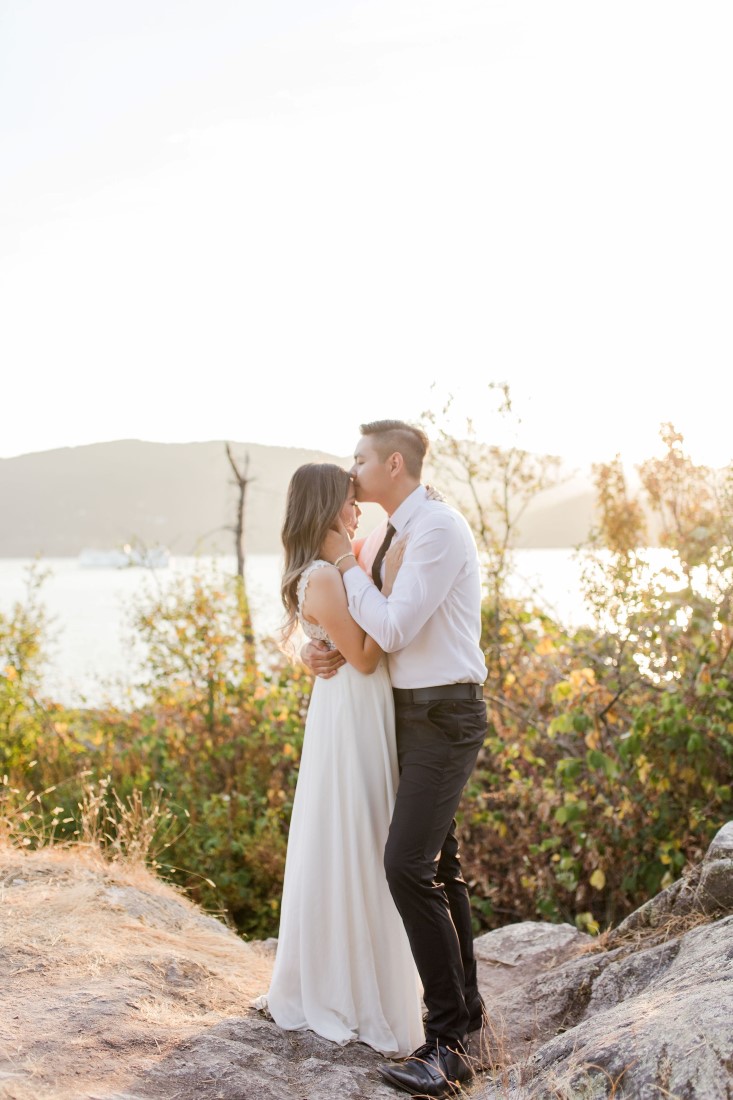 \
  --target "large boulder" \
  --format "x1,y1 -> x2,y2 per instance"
474,821 -> 733,1098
